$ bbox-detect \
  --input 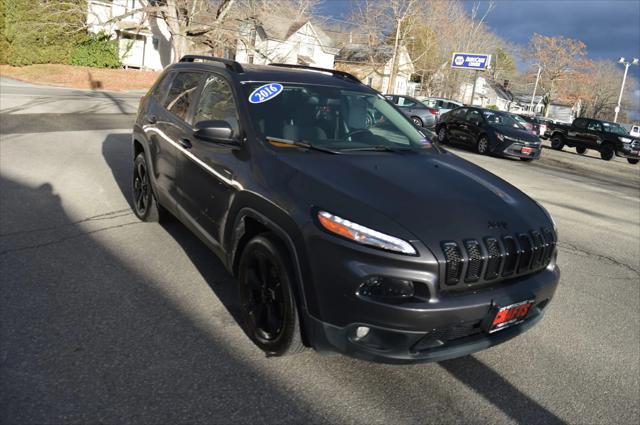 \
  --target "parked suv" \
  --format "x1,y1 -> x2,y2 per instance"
132,56 -> 560,363
436,107 -> 543,161
550,117 -> 640,164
